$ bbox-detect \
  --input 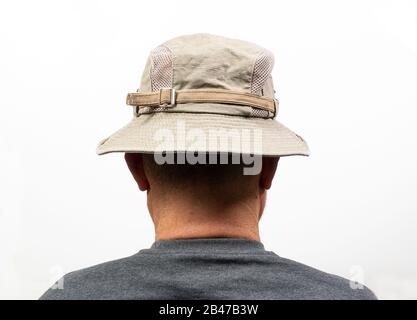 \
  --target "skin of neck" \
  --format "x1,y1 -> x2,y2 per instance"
147,184 -> 267,241
124,154 -> 278,242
